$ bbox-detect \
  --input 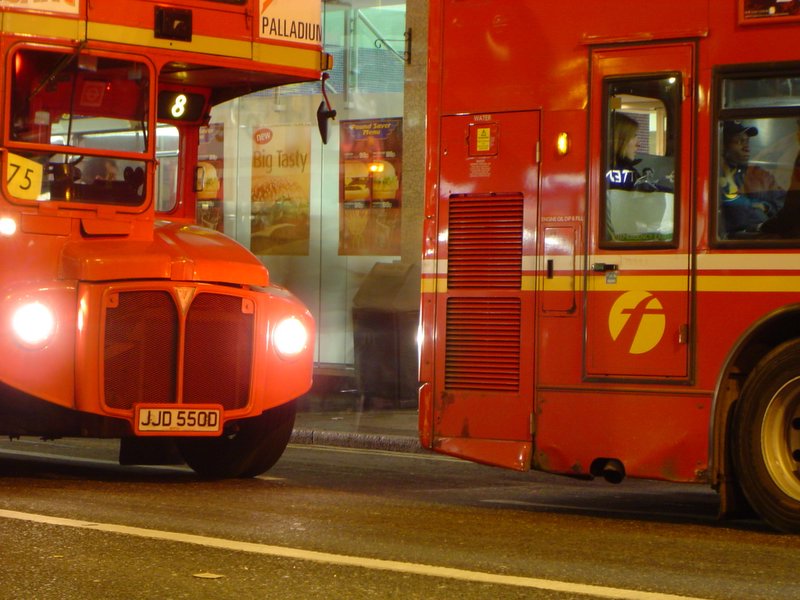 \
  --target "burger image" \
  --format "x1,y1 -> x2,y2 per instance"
343,160 -> 370,202
370,160 -> 399,201
196,161 -> 220,200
